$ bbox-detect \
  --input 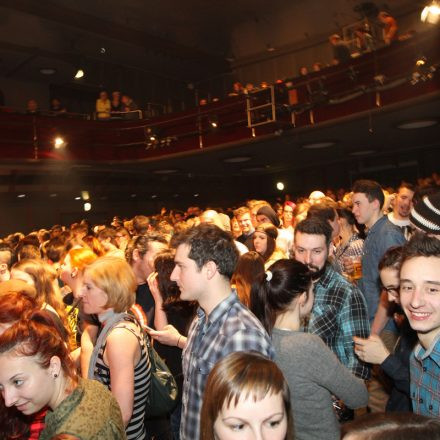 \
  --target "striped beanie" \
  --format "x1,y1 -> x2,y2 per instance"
410,192 -> 440,235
